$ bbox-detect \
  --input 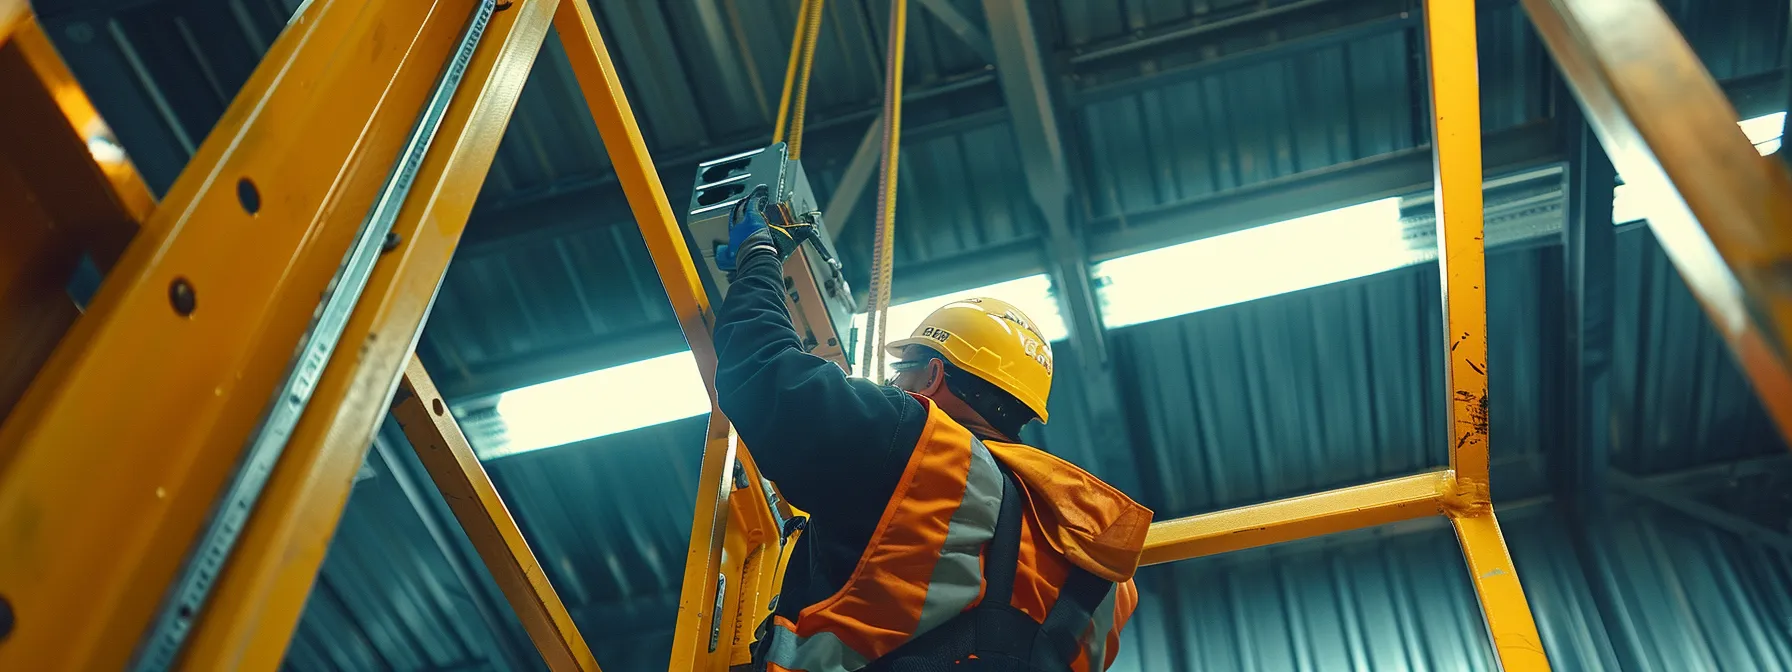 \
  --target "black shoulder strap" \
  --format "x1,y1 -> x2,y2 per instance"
967,462 -> 1044,666
981,464 -> 1024,604
1029,567 -> 1114,670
